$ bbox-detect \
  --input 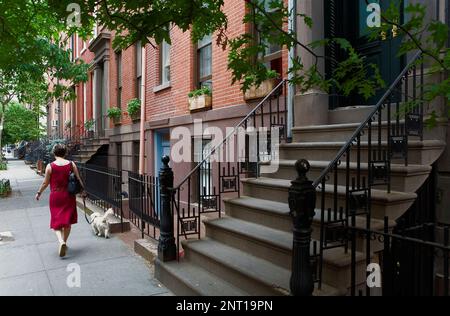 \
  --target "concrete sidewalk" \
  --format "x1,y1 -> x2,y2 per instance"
0,160 -> 171,296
